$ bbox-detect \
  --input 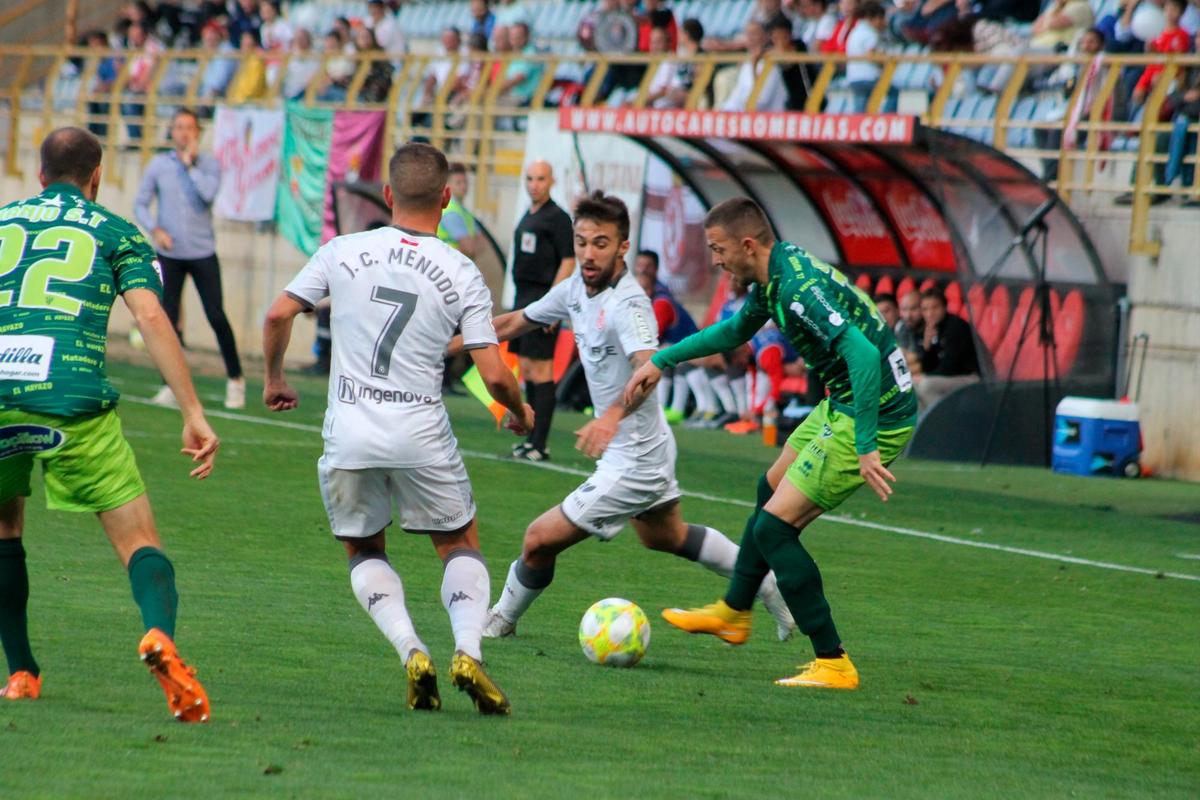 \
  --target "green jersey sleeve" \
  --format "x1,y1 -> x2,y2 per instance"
110,222 -> 162,299
651,284 -> 770,369
779,276 -> 850,348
